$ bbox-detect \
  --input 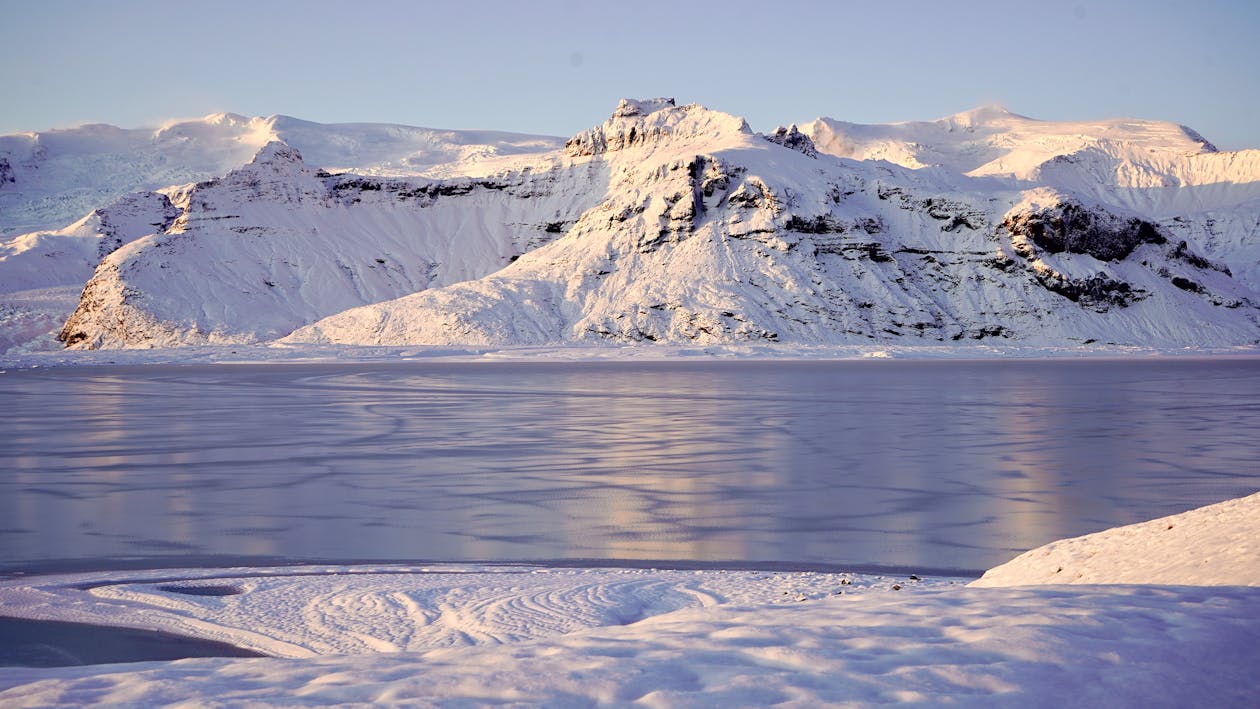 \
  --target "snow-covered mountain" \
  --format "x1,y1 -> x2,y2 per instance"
0,114 -> 564,352
4,99 -> 1259,352
57,142 -> 601,347
278,101 -> 1258,349
0,113 -> 562,236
